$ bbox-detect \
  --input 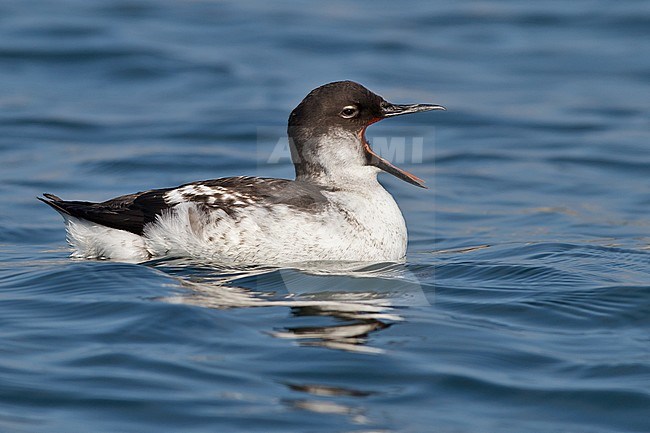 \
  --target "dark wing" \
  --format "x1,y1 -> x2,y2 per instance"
38,189 -> 172,235
39,176 -> 330,235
